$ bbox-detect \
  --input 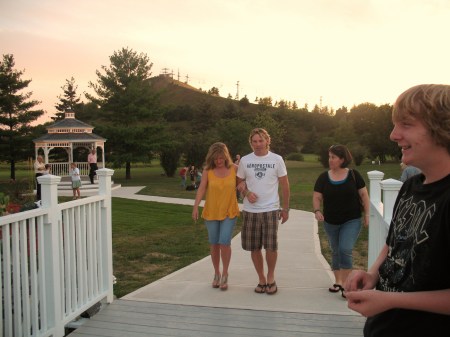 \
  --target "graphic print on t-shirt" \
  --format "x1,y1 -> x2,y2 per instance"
246,163 -> 276,180
379,195 -> 435,292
